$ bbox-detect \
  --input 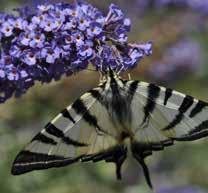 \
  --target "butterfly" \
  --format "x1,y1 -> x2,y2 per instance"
11,69 -> 208,189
